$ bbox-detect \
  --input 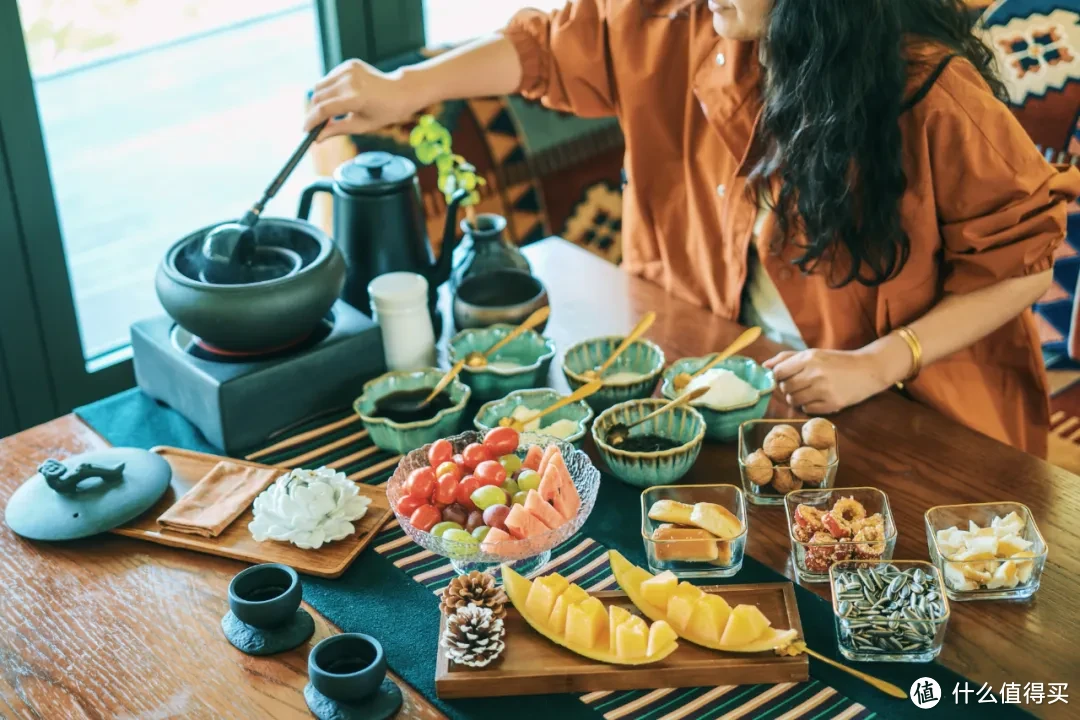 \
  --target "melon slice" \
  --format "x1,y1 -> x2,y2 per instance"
505,503 -> 547,539
614,614 -> 649,660
526,573 -> 569,620
479,526 -> 514,555
688,595 -> 732,644
666,582 -> 704,632
640,571 -> 678,609
539,463 -> 581,521
549,584 -> 590,633
525,489 -> 565,530
501,564 -> 678,665
523,445 -> 544,471
608,605 -> 632,652
608,550 -> 798,653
